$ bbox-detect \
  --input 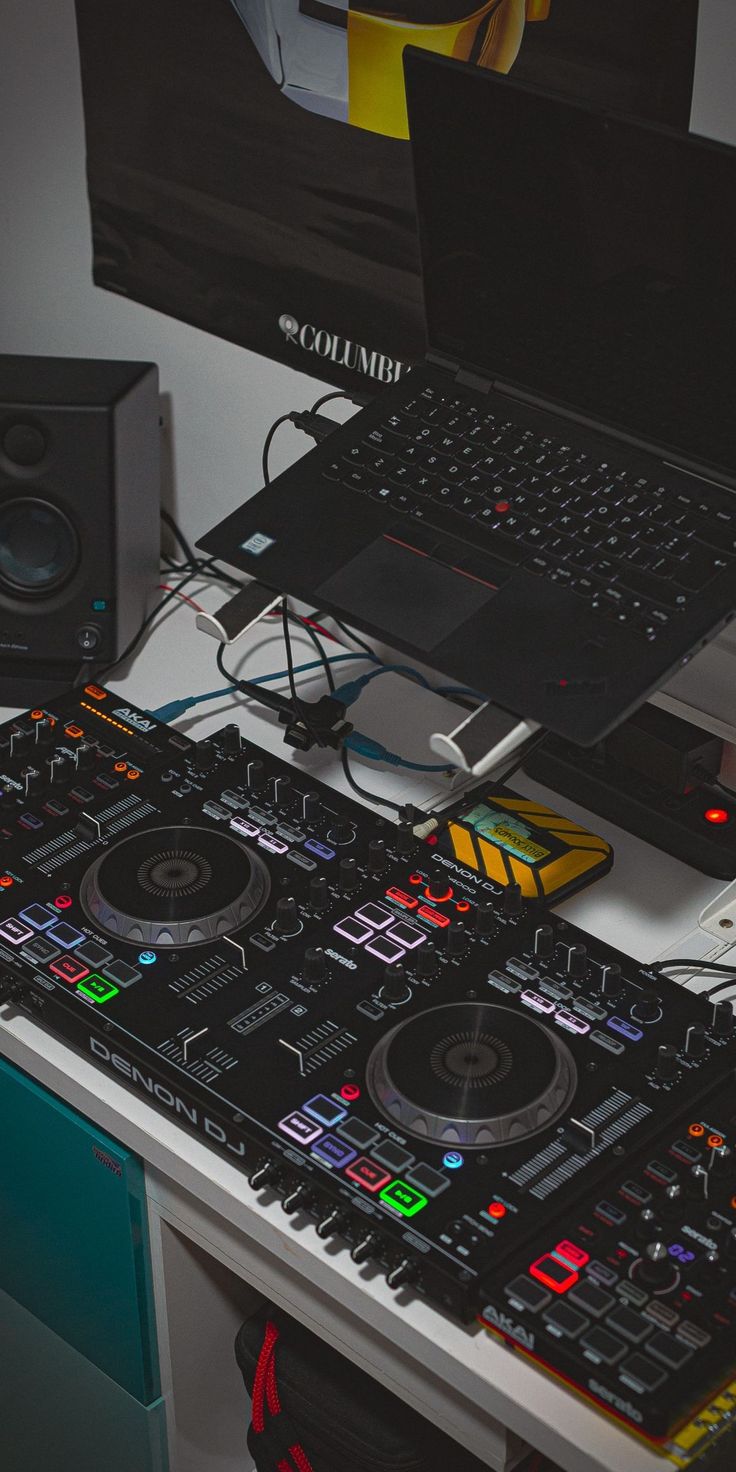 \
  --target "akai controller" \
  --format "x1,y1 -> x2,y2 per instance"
0,685 -> 735,1450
